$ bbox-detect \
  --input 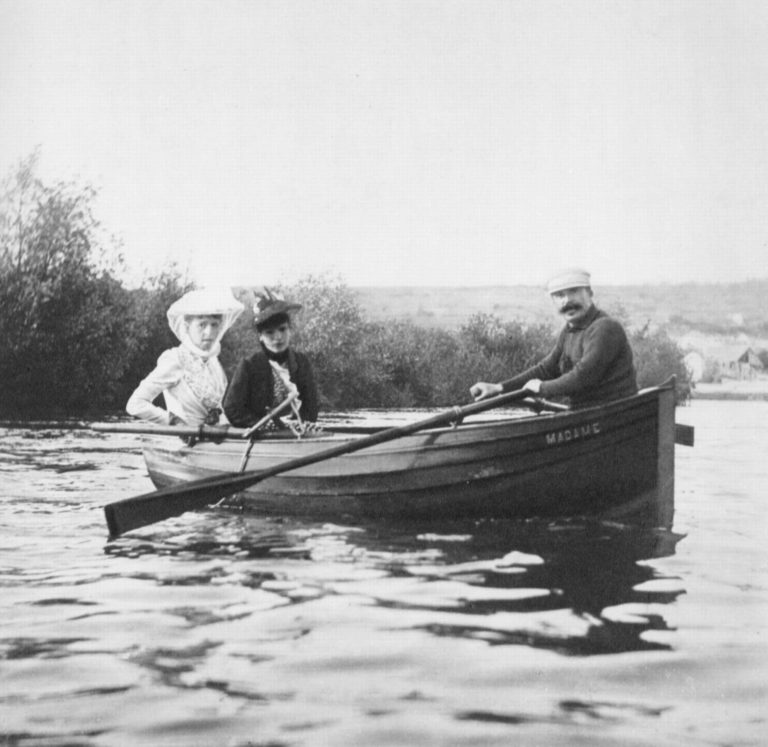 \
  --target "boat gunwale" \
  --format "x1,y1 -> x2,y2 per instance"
140,383 -> 671,454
